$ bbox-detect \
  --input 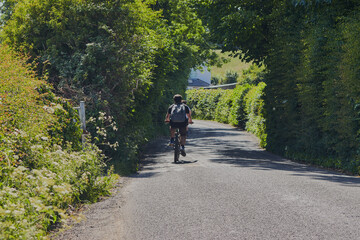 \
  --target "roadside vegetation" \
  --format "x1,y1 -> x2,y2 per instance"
0,0 -> 212,237
3,0 -> 360,237
192,0 -> 360,175
186,65 -> 267,147
0,45 -> 118,239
